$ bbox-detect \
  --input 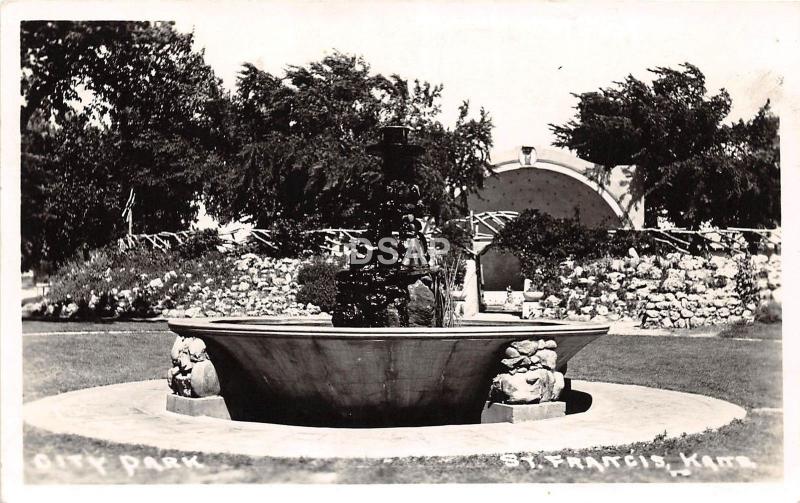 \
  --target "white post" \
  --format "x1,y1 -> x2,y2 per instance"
462,258 -> 479,318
